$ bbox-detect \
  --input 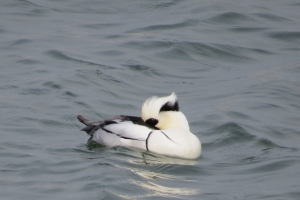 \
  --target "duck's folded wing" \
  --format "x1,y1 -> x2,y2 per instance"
89,120 -> 152,149
103,120 -> 152,141
78,115 -> 153,149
